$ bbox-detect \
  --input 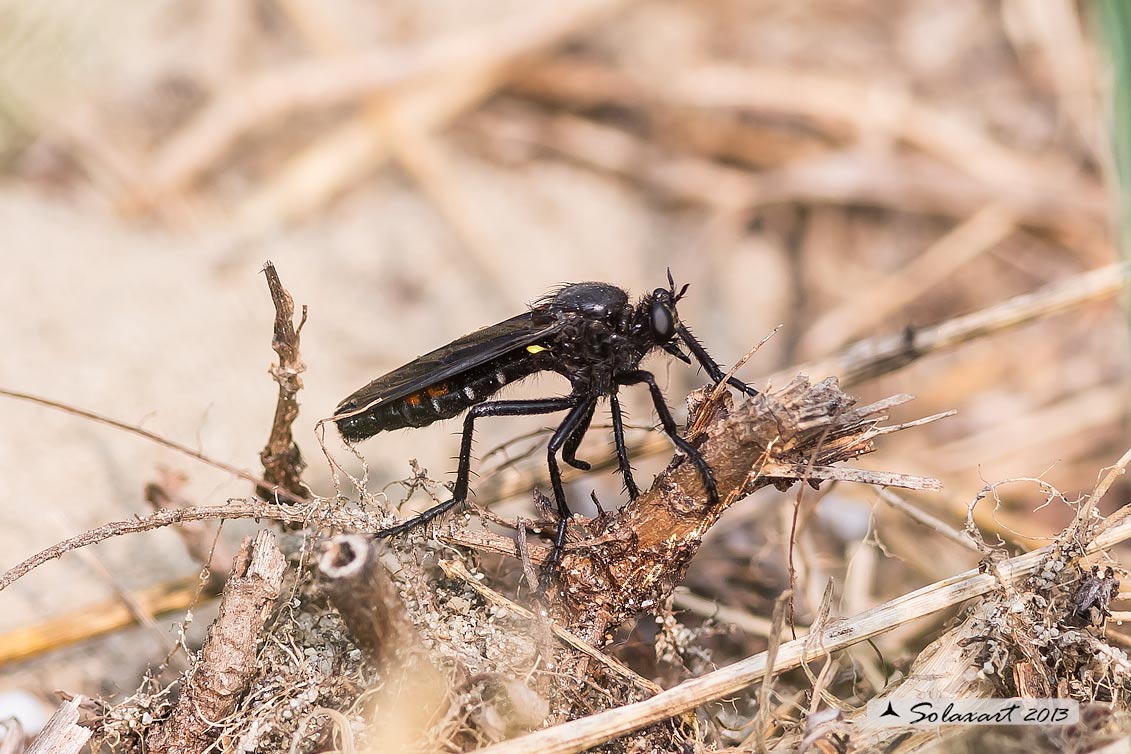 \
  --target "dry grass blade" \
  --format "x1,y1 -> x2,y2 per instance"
671,589 -> 808,639
491,69 -> 1106,243
1088,445 -> 1131,523
1002,0 -> 1099,156
480,109 -> 1106,235
785,261 -> 1130,388
932,381 -> 1129,473
873,487 -> 982,554
667,64 -> 1085,191
0,575 -> 212,665
801,204 -> 1016,354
